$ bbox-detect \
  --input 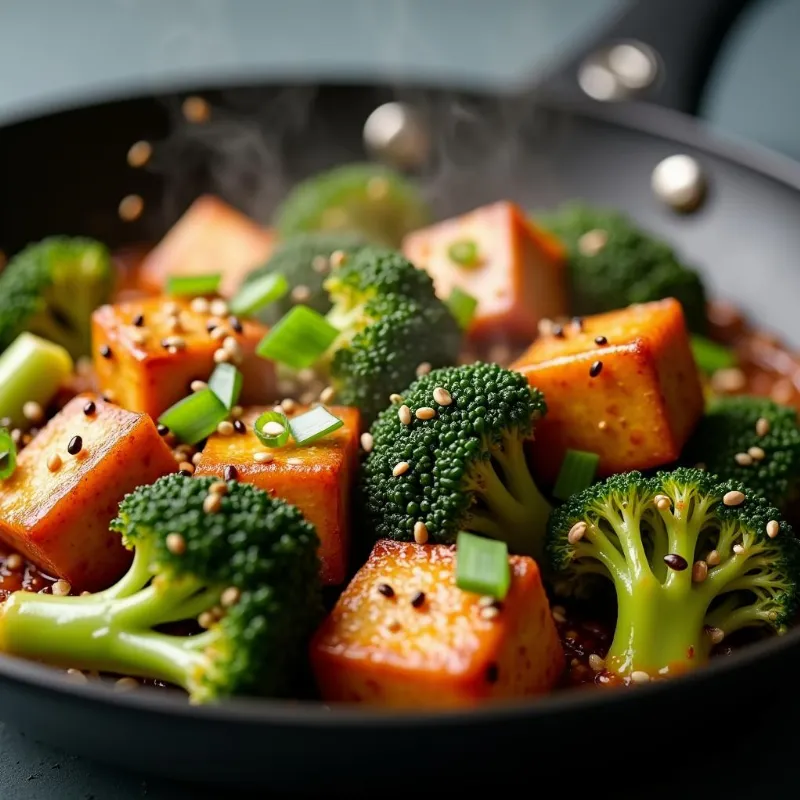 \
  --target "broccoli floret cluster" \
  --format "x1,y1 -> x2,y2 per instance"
0,237 -> 113,358
362,362 -> 552,559
682,395 -> 800,511
273,162 -> 431,247
547,467 -> 800,680
0,475 -> 322,703
539,203 -> 708,333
